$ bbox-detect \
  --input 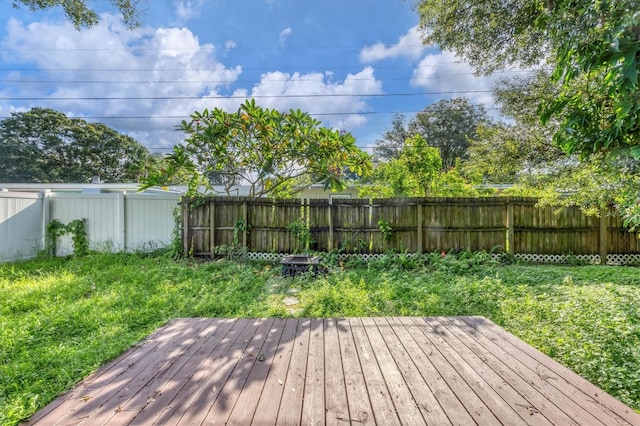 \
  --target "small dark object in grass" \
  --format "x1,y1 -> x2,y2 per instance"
281,255 -> 321,277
